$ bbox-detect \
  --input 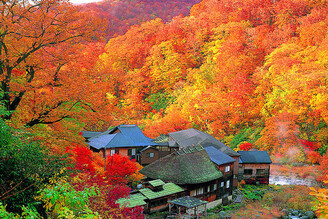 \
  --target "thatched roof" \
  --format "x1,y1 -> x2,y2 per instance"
139,148 -> 223,185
